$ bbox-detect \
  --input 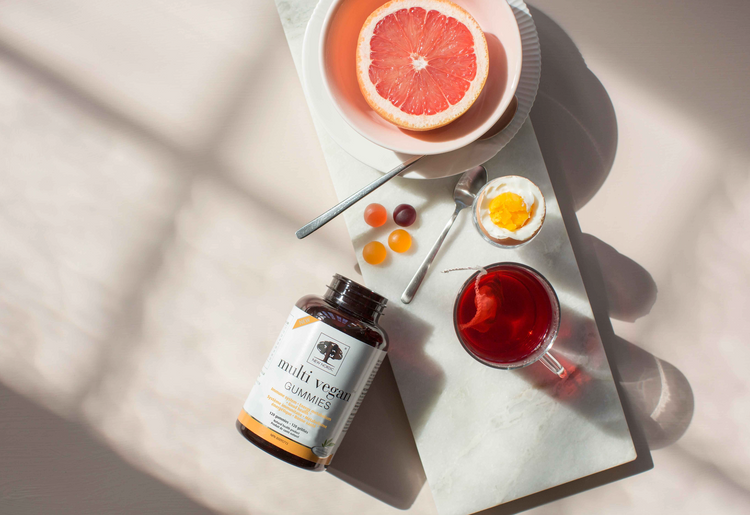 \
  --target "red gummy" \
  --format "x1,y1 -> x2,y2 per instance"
364,203 -> 387,227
